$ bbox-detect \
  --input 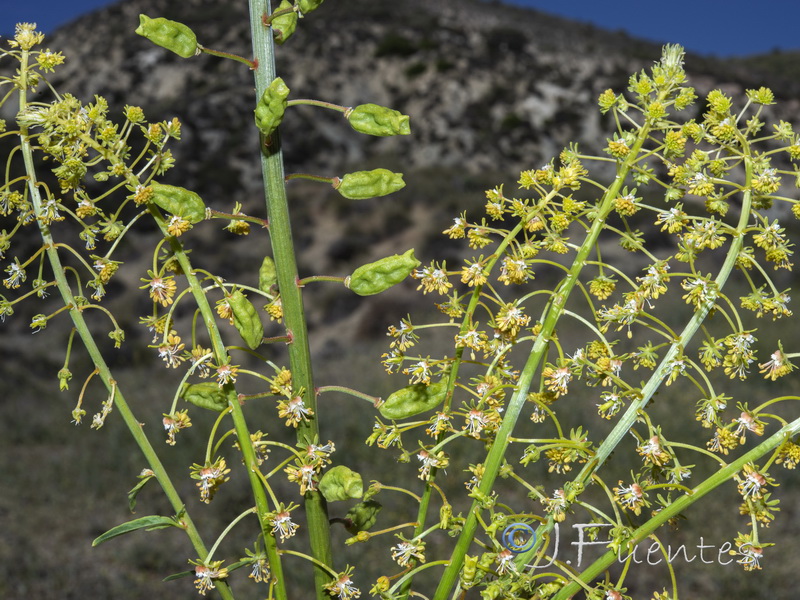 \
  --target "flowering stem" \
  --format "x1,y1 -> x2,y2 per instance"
432,107 -> 659,600
512,140 -> 758,576
75,94 -> 289,596
206,507 -> 258,563
249,2 -> 333,597
152,207 -> 289,599
553,414 -> 800,599
15,49 -> 236,600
